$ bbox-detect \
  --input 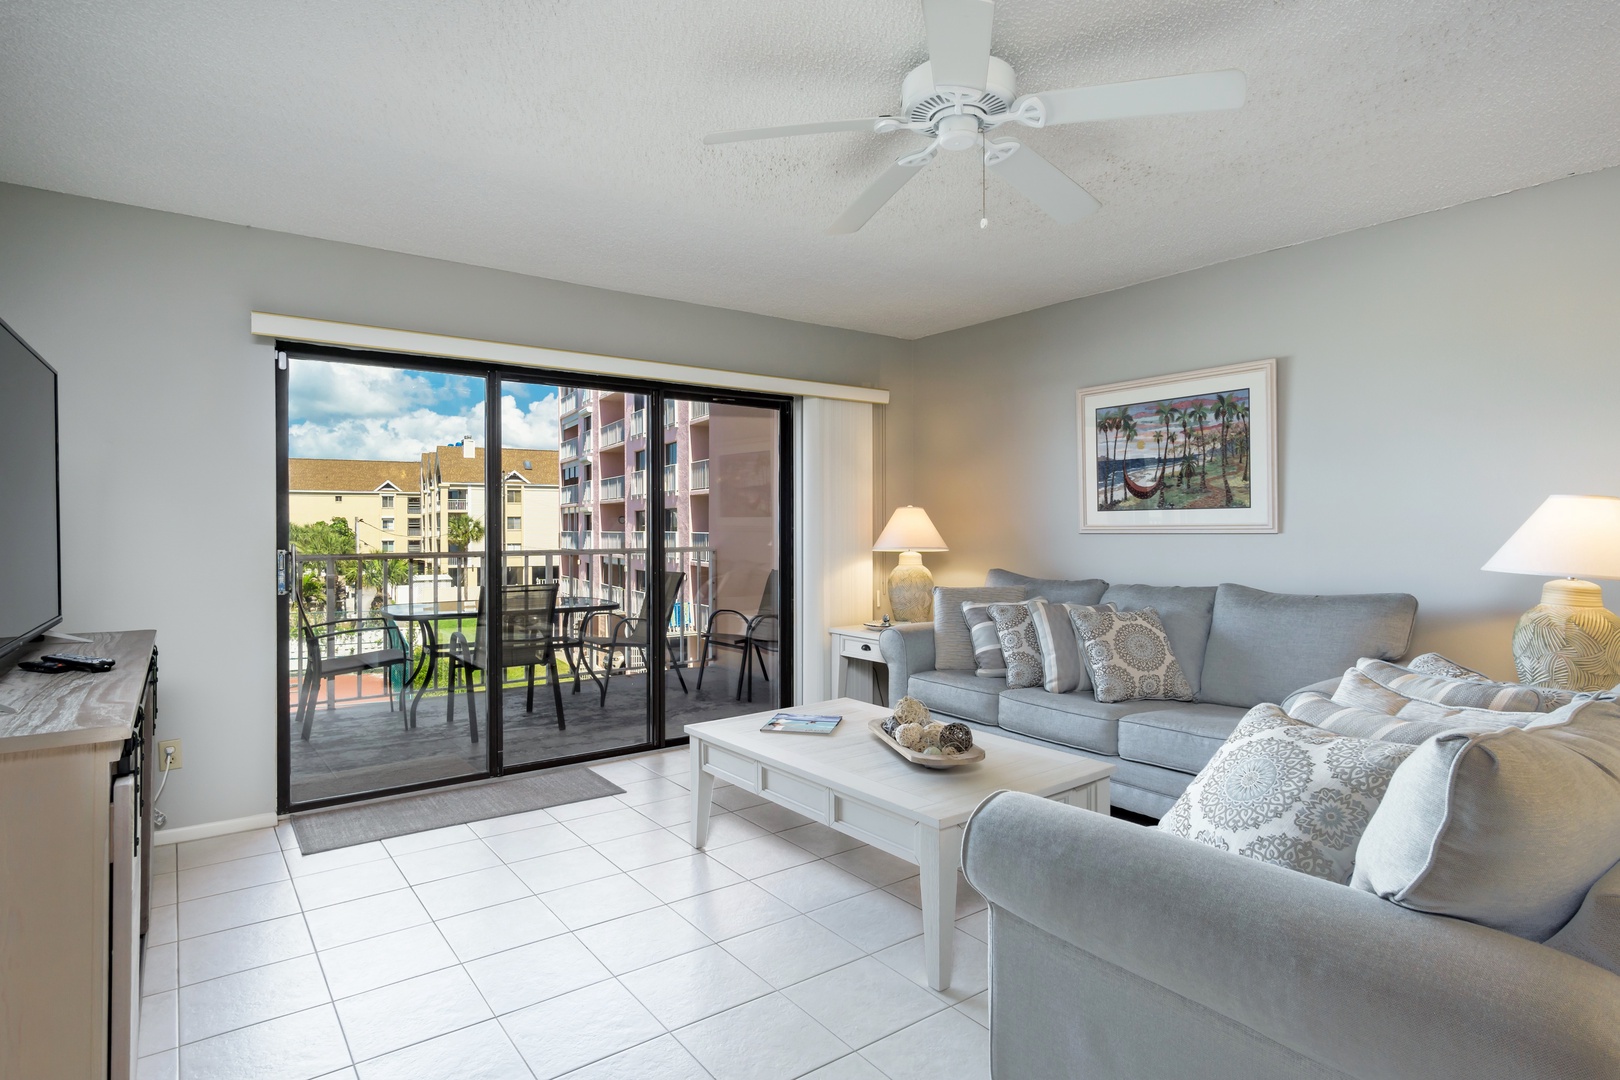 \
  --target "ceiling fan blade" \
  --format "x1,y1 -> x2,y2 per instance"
1032,69 -> 1246,126
703,118 -> 892,145
922,0 -> 994,90
827,154 -> 933,234
986,141 -> 1099,224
